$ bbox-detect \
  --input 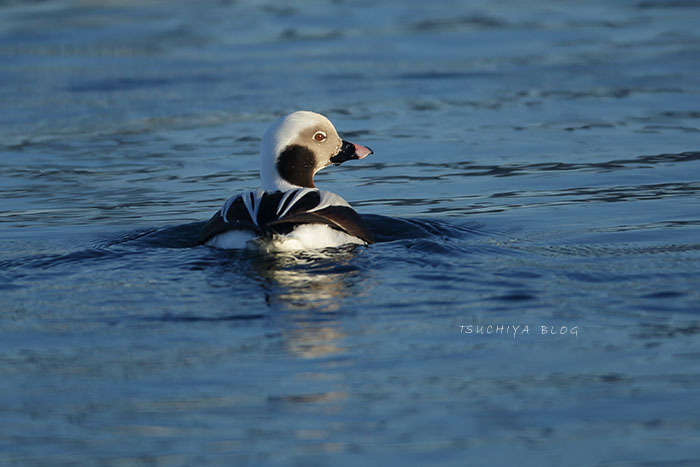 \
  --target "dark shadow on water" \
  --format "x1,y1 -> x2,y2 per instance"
362,214 -> 487,243
139,313 -> 268,322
